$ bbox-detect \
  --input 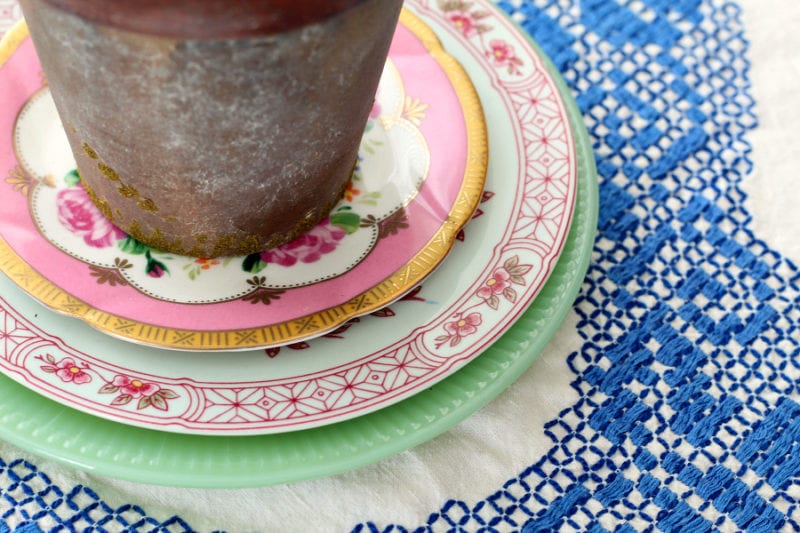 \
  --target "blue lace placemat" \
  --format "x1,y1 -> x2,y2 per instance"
3,0 -> 798,531
366,0 -> 797,531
